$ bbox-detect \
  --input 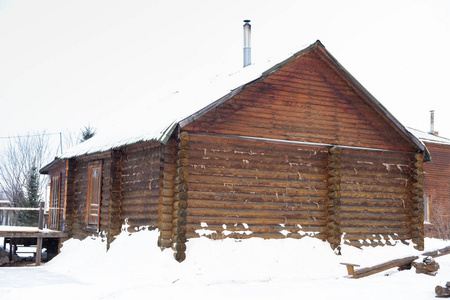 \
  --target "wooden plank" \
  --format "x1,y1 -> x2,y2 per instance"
352,256 -> 418,279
